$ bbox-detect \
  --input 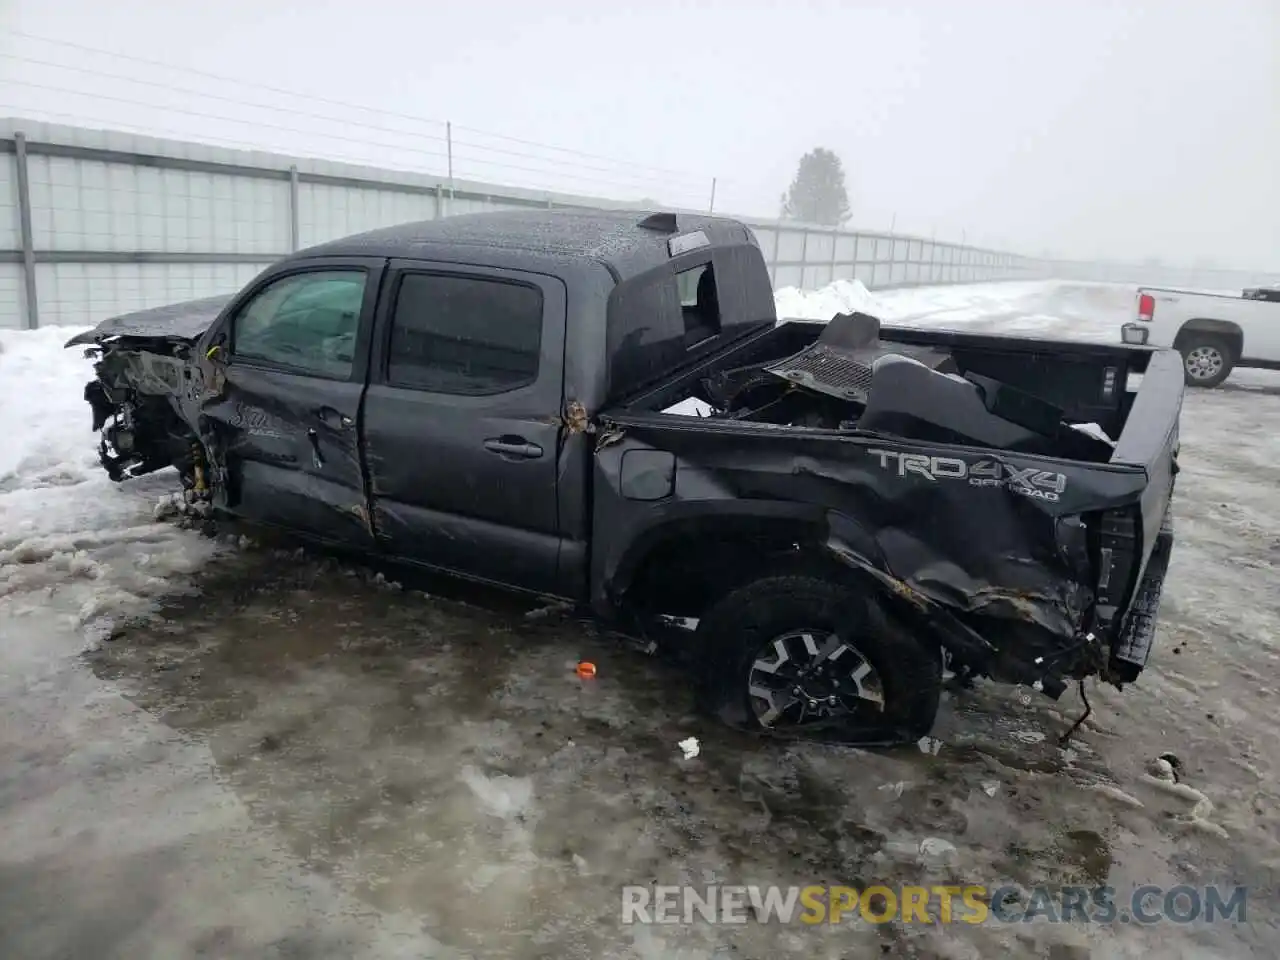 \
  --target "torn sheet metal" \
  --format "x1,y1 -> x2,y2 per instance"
594,419 -> 1148,681
192,361 -> 374,546
64,295 -> 231,347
